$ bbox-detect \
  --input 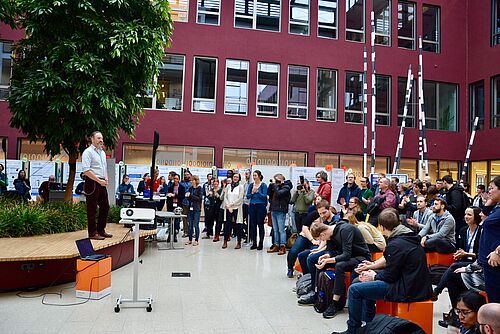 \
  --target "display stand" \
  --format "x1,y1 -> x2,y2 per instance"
116,208 -> 155,312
